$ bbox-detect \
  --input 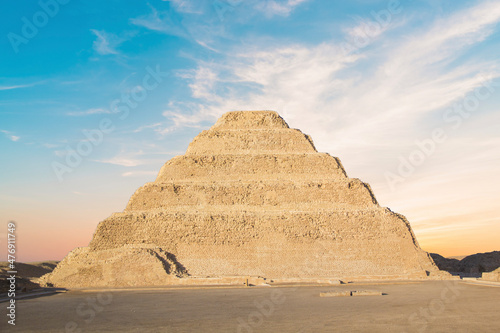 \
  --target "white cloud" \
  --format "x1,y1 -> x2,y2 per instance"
130,5 -> 188,38
122,170 -> 158,177
341,15 -> 403,52
53,149 -> 67,157
383,1 -> 500,76
163,42 -> 361,130
188,67 -> 219,99
66,108 -> 114,116
162,0 -> 203,14
90,29 -> 123,55
167,1 -> 500,148
1,130 -> 20,142
158,104 -> 209,135
93,149 -> 175,167
131,1 -> 309,48
133,123 -> 163,133
0,83 -> 35,91
95,156 -> 145,167
255,0 -> 309,17
195,40 -> 221,53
